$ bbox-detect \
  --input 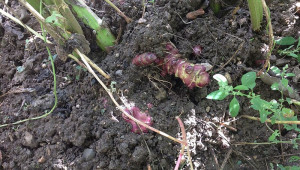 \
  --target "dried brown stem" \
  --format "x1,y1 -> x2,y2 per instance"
104,0 -> 132,23
241,115 -> 300,125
